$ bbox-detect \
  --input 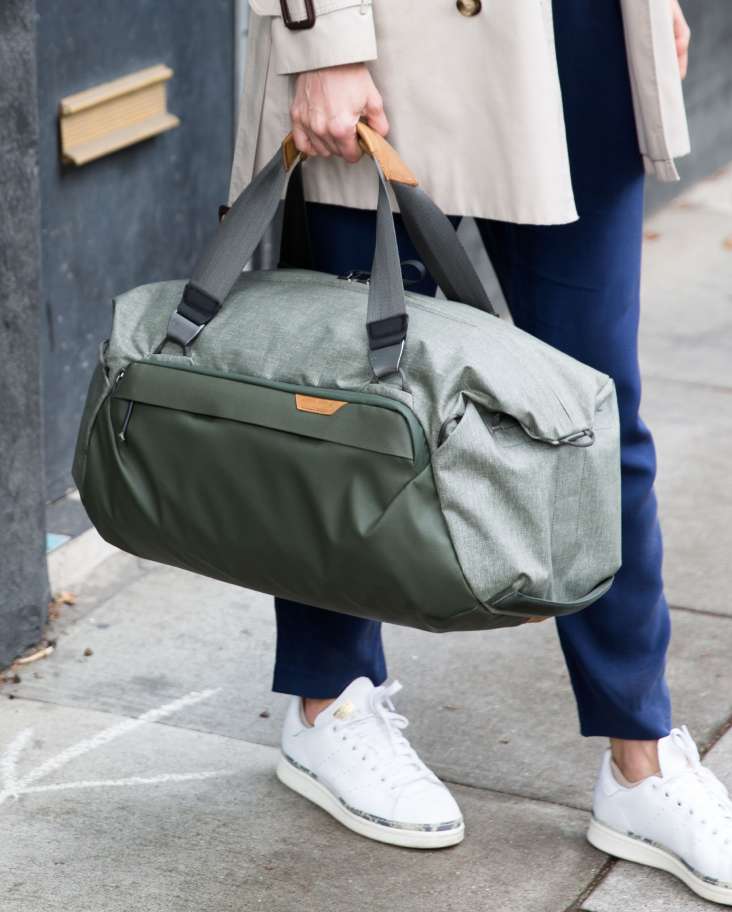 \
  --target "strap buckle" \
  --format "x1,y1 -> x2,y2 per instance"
160,311 -> 205,354
280,0 -> 316,30
367,313 -> 408,351
367,313 -> 408,379
157,283 -> 220,355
